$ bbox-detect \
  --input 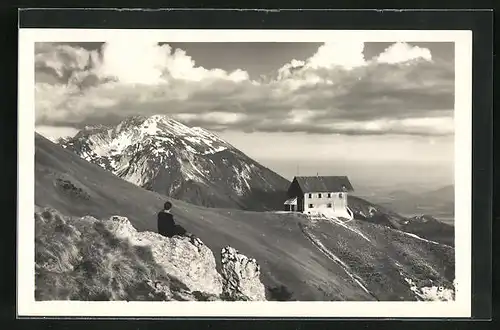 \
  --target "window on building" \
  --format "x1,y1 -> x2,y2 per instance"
327,203 -> 332,208
309,204 -> 313,208
339,193 -> 343,198
318,193 -> 322,198
327,193 -> 331,198
308,193 -> 312,198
